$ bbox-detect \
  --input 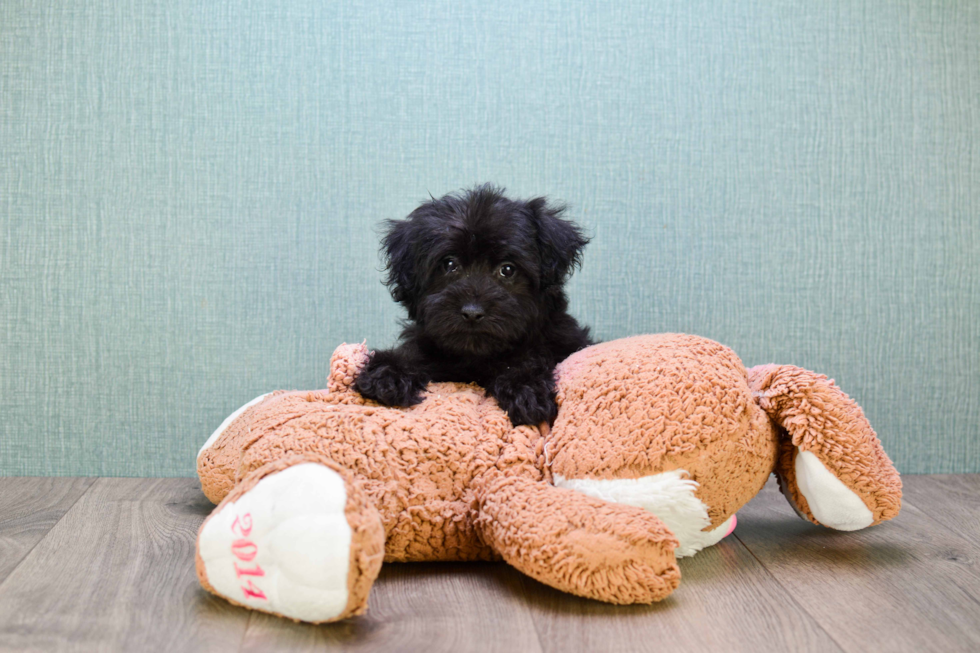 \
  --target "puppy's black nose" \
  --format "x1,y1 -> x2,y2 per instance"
460,303 -> 485,322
